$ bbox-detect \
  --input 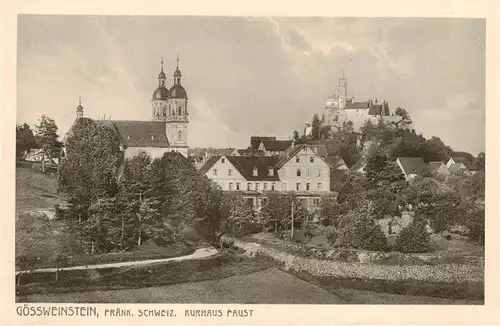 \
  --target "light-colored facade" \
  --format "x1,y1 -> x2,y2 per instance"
277,146 -> 330,192
124,146 -> 188,159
